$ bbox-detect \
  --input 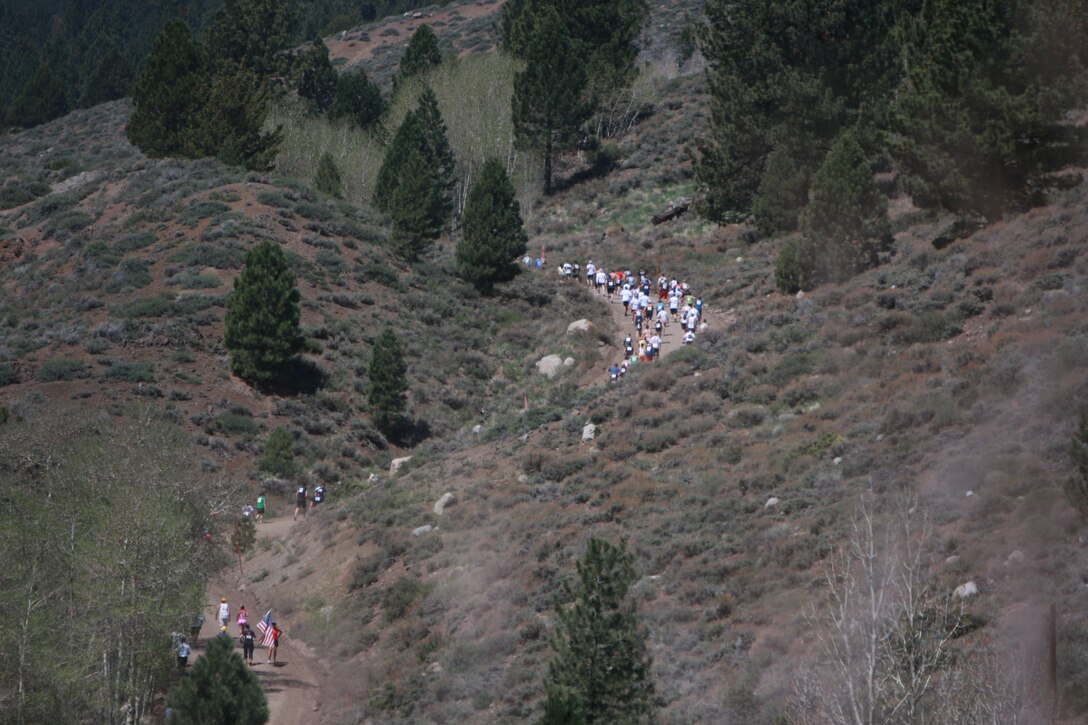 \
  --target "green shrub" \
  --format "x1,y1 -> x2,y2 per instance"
101,361 -> 156,382
0,363 -> 19,386
37,358 -> 89,381
212,412 -> 260,436
774,236 -> 810,294
258,427 -> 298,478
382,576 -> 426,622
114,231 -> 157,252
